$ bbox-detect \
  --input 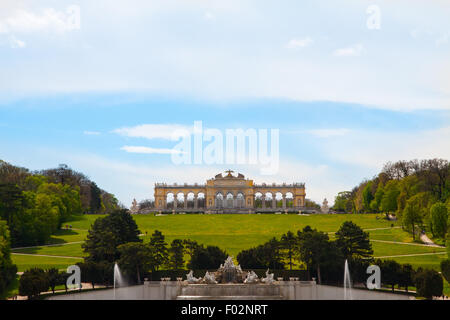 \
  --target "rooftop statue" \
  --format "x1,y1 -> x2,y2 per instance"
321,198 -> 329,214
130,198 -> 139,214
